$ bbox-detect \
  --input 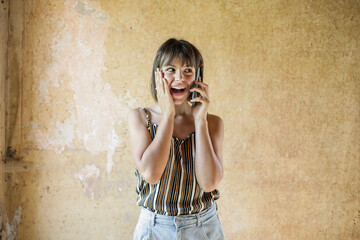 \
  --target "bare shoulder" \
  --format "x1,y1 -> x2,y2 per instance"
127,105 -> 160,129
207,113 -> 224,132
128,107 -> 146,126
147,105 -> 161,113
